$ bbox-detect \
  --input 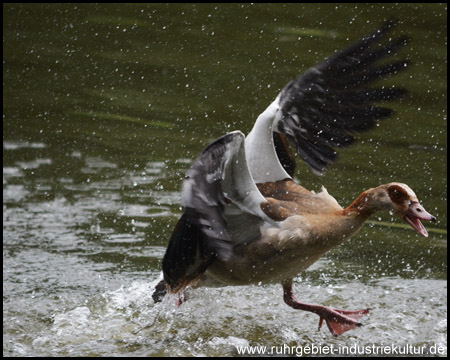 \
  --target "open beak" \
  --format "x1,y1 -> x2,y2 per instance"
403,202 -> 436,237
